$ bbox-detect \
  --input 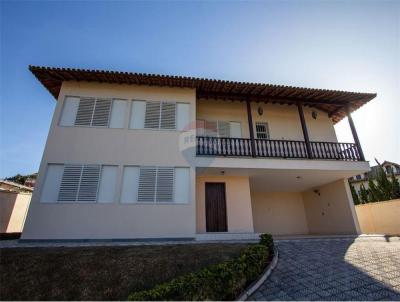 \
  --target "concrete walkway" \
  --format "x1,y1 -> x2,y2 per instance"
250,238 -> 400,301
